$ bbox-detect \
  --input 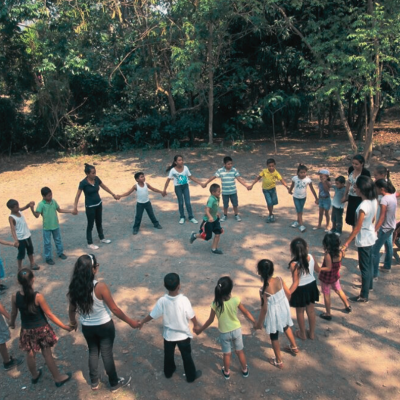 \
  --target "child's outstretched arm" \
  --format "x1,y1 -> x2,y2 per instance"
36,294 -> 73,332
0,238 -> 19,248
0,302 -> 10,321
318,254 -> 331,273
194,309 -> 215,335
31,203 -> 41,218
249,175 -> 262,190
254,294 -> 268,329
190,315 -> 202,332
118,185 -> 137,199
205,206 -> 214,222
8,217 -> 18,243
341,181 -> 351,203
20,201 -> 34,212
9,294 -> 18,329
204,175 -> 217,187
280,178 -> 289,191
147,183 -> 166,196
238,303 -> 255,324
73,189 -> 83,214
99,182 -> 119,200
189,175 -> 205,187
163,177 -> 172,195
138,314 -> 153,330
236,176 -> 250,189
282,280 -> 292,300
288,181 -> 294,195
